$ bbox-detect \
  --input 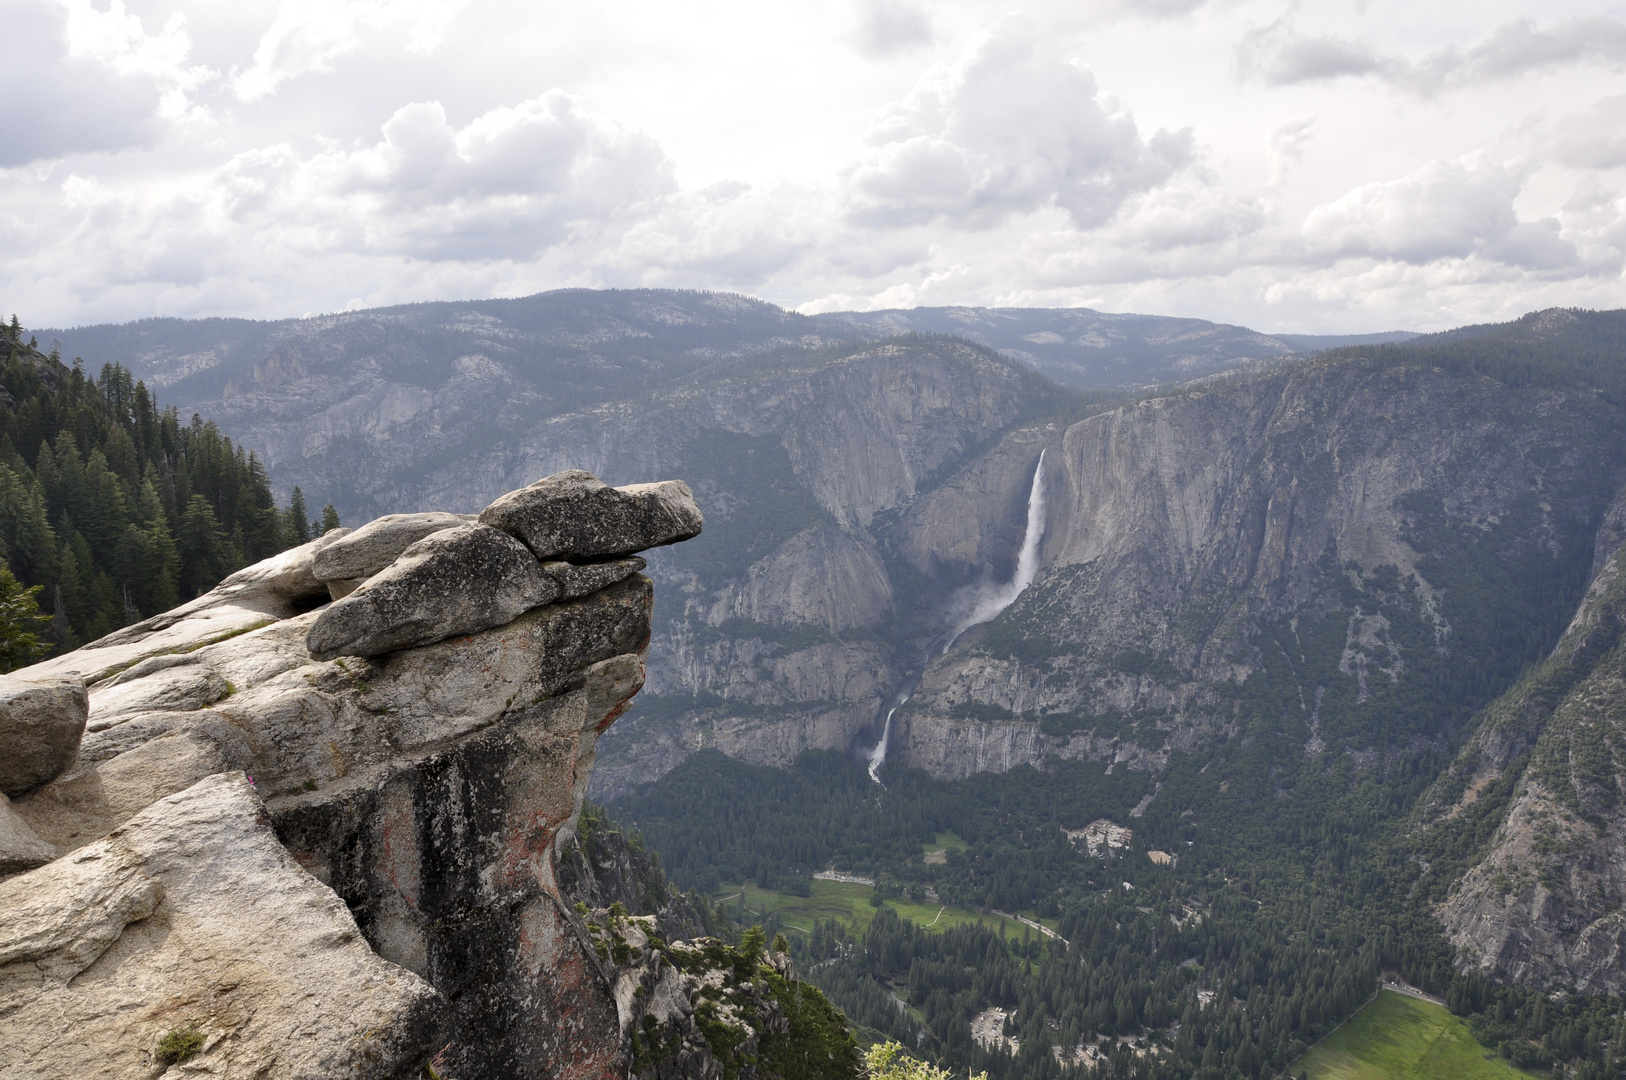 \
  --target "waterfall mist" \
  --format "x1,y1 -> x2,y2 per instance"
943,449 -> 1048,651
865,451 -> 1049,783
